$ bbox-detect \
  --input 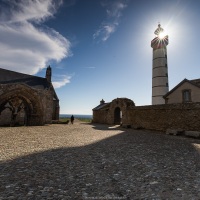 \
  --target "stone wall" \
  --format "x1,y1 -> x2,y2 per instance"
93,98 -> 200,131
52,100 -> 60,120
127,103 -> 200,131
93,110 -> 108,124
38,88 -> 54,124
